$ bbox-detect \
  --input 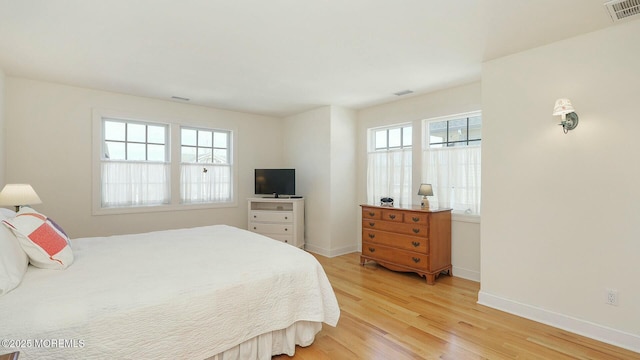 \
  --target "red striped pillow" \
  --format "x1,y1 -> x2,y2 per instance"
2,208 -> 73,269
